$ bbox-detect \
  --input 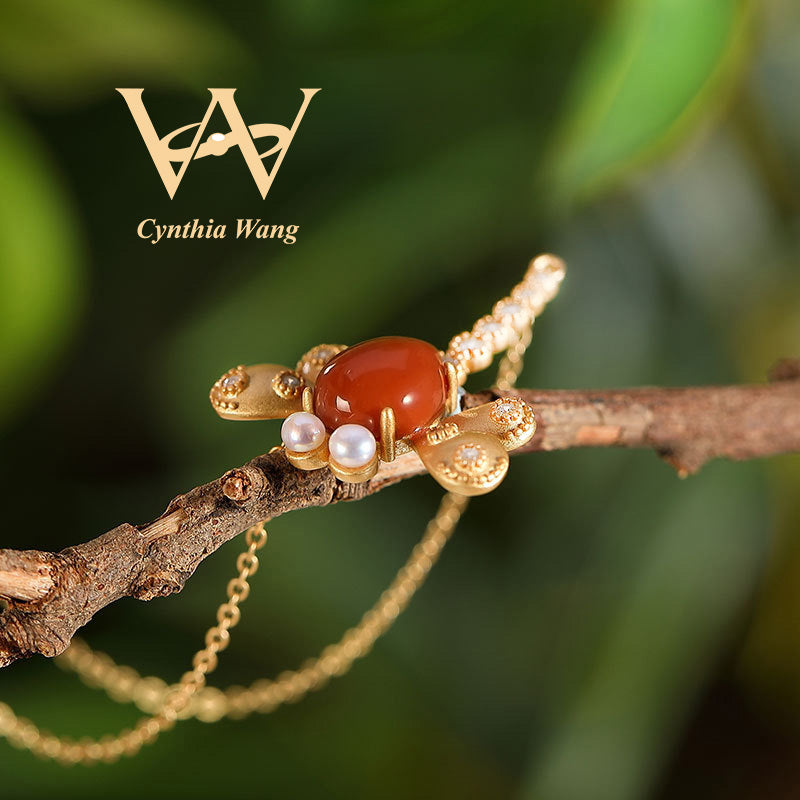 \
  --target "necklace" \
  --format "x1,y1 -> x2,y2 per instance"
0,254 -> 566,764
